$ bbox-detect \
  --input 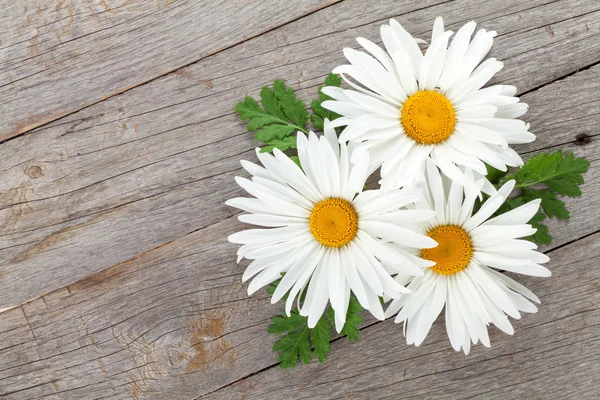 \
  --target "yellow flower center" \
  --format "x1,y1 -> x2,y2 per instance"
309,198 -> 358,248
422,225 -> 473,275
401,90 -> 456,145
